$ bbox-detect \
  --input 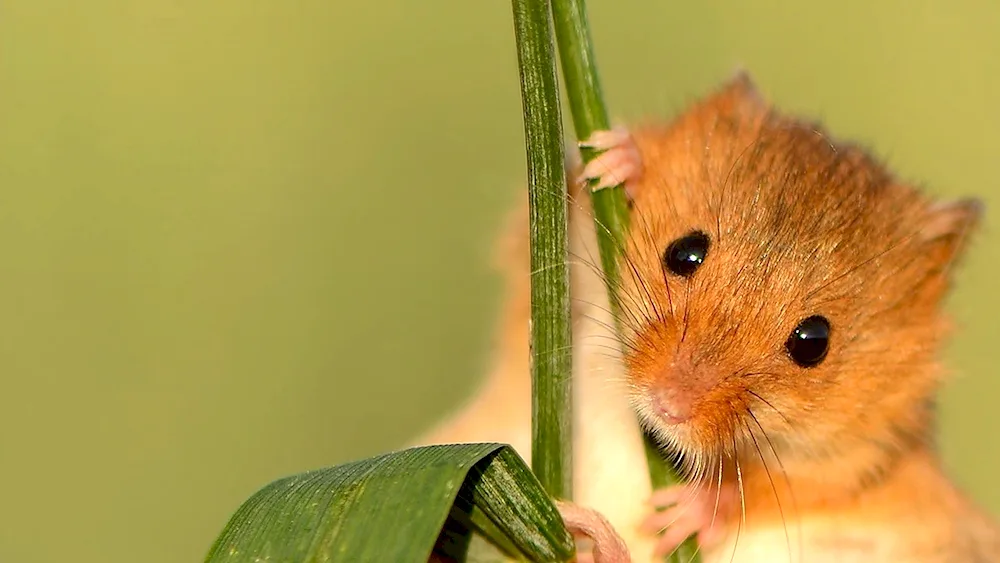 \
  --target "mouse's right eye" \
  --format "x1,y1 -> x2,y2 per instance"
663,231 -> 710,277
